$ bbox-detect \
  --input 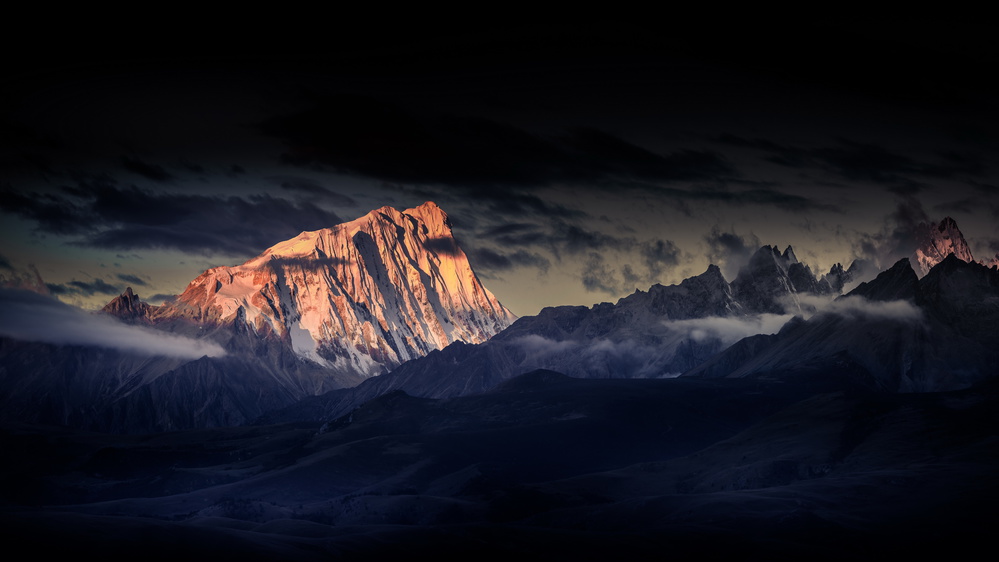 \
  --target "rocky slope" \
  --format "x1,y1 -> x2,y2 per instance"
0,202 -> 516,432
685,255 -> 999,391
912,216 -> 977,276
263,246 -> 846,423
146,201 -> 515,376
